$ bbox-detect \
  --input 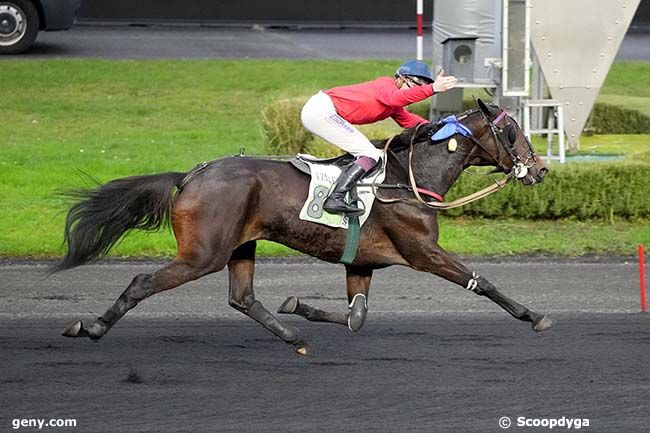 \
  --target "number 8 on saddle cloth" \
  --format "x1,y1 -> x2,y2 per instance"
297,158 -> 387,229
